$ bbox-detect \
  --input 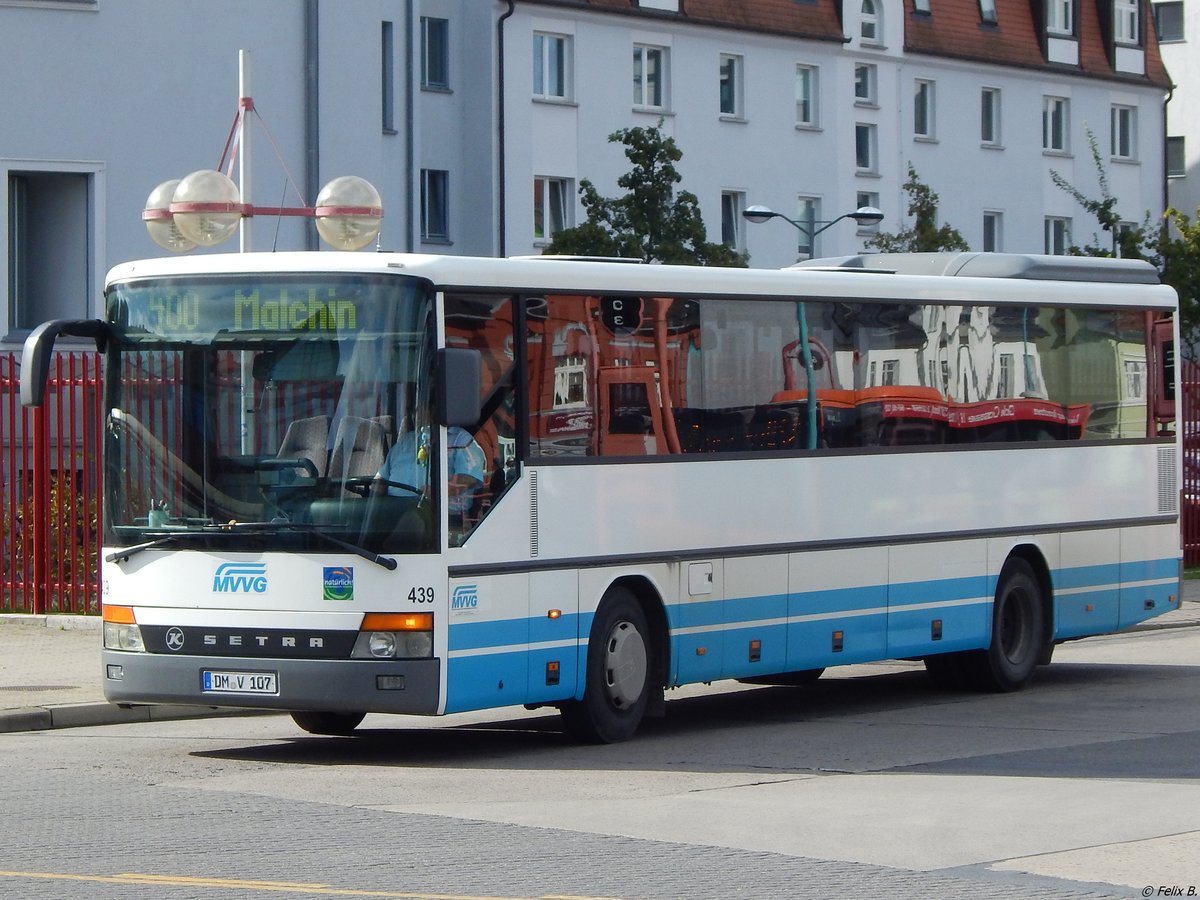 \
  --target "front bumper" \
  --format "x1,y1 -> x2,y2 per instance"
102,650 -> 441,715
